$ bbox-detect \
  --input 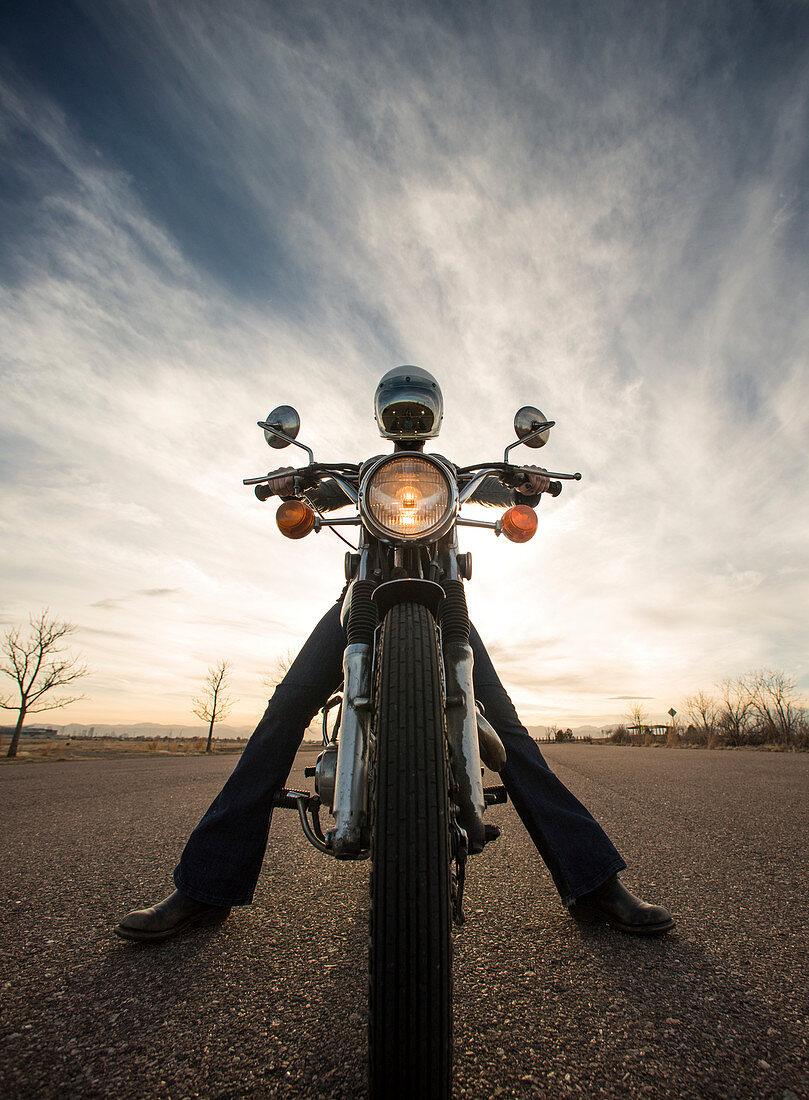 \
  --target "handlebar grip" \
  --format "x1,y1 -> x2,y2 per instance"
512,471 -> 563,498
256,475 -> 305,501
